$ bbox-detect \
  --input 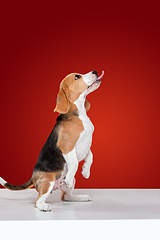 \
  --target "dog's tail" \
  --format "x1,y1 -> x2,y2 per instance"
0,177 -> 33,191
